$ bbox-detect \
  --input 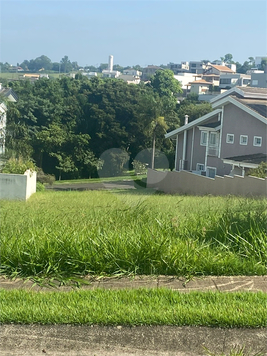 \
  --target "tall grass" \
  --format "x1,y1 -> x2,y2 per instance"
0,191 -> 266,279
